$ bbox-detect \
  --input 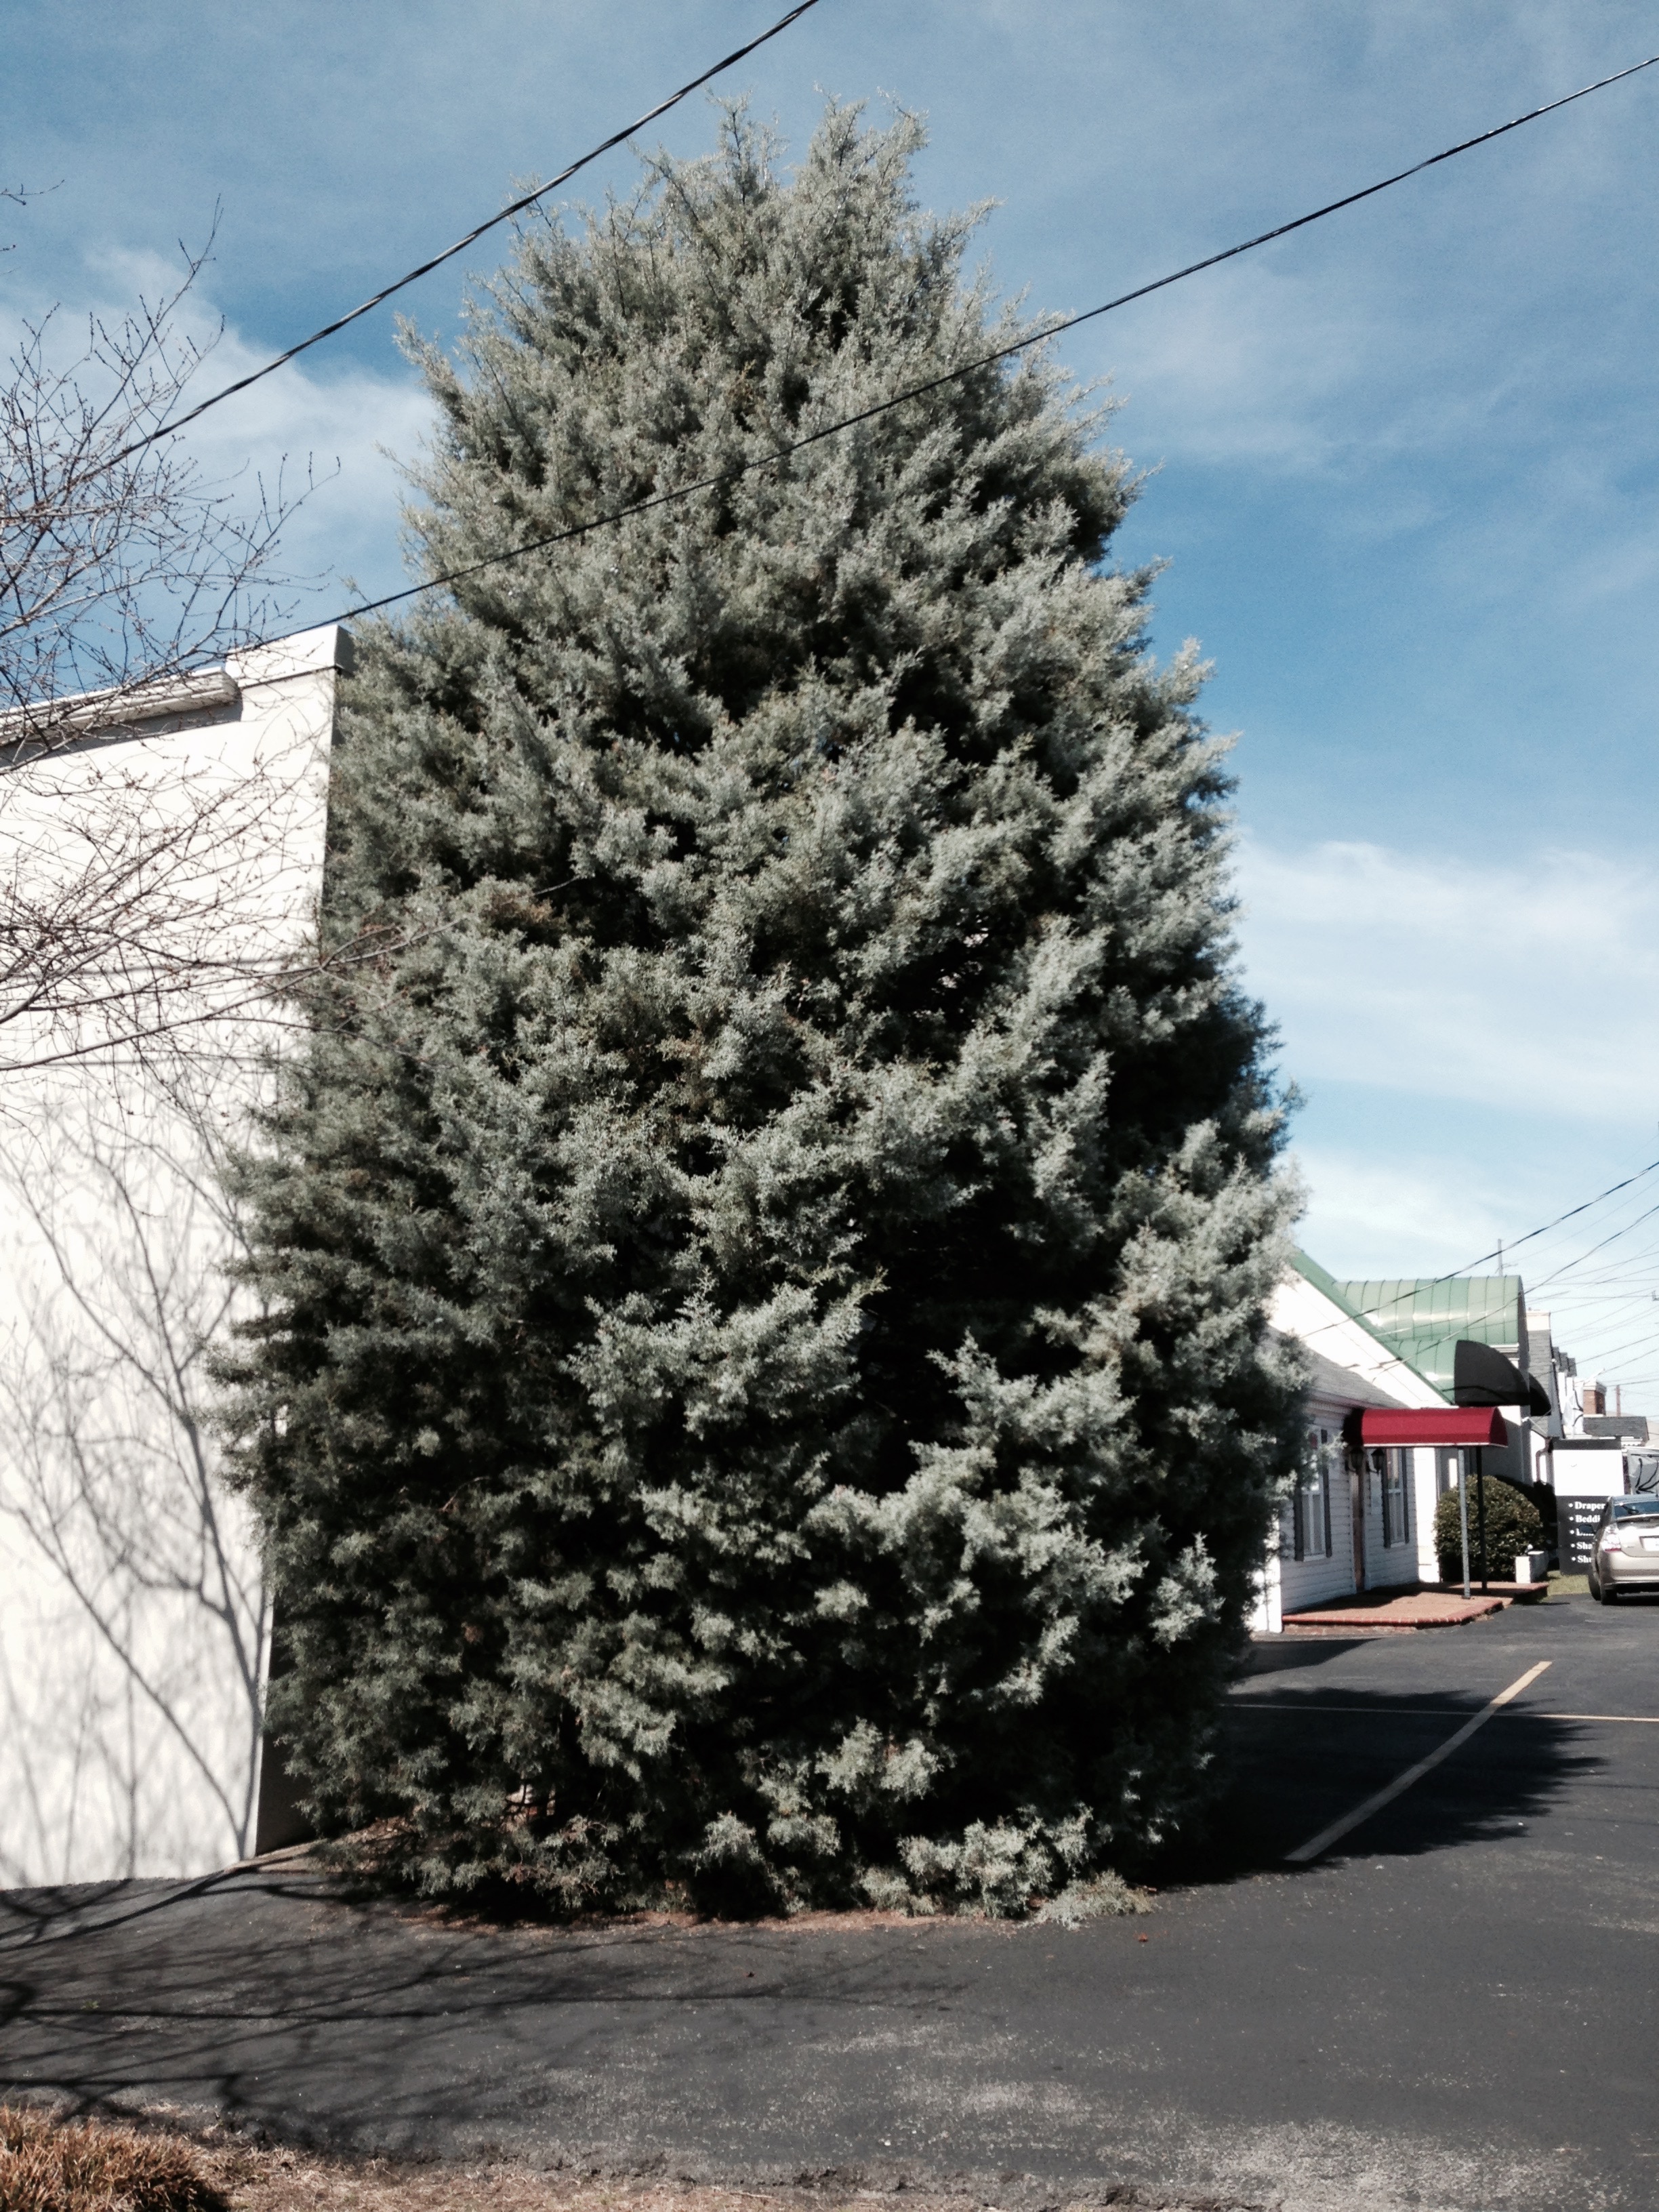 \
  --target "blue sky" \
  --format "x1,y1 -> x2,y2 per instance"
6,0 -> 1658,1387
